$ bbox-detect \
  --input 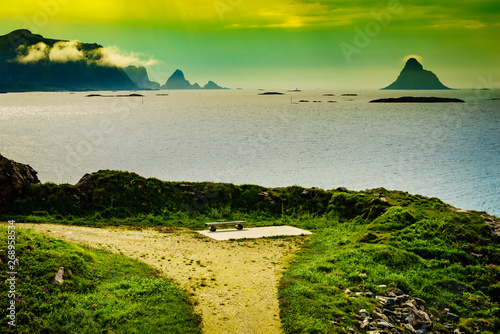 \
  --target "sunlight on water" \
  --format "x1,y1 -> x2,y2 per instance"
0,89 -> 499,215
